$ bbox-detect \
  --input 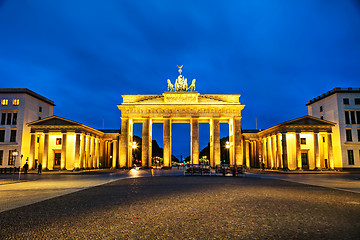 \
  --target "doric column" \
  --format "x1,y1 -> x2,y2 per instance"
191,117 -> 199,164
314,132 -> 320,170
99,139 -> 104,168
96,139 -> 100,168
327,132 -> 334,170
29,132 -> 36,169
163,117 -> 172,168
74,133 -> 81,169
127,119 -> 134,168
85,134 -> 90,169
271,135 -> 276,169
257,139 -> 262,168
228,118 -> 234,165
61,131 -> 67,170
276,134 -> 282,169
92,137 -> 96,168
142,118 -> 152,168
281,132 -> 288,170
267,137 -> 272,168
43,132 -> 49,169
210,118 -> 220,167
234,117 -> 242,165
119,118 -> 129,168
112,140 -> 117,168
296,131 -> 302,170
245,140 -> 250,168
104,141 -> 108,167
